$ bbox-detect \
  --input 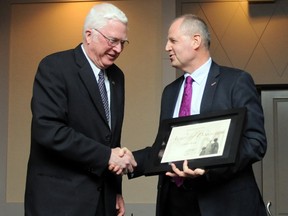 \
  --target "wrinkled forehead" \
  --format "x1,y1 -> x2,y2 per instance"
169,18 -> 185,34
167,18 -> 184,38
100,19 -> 127,30
100,20 -> 128,37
